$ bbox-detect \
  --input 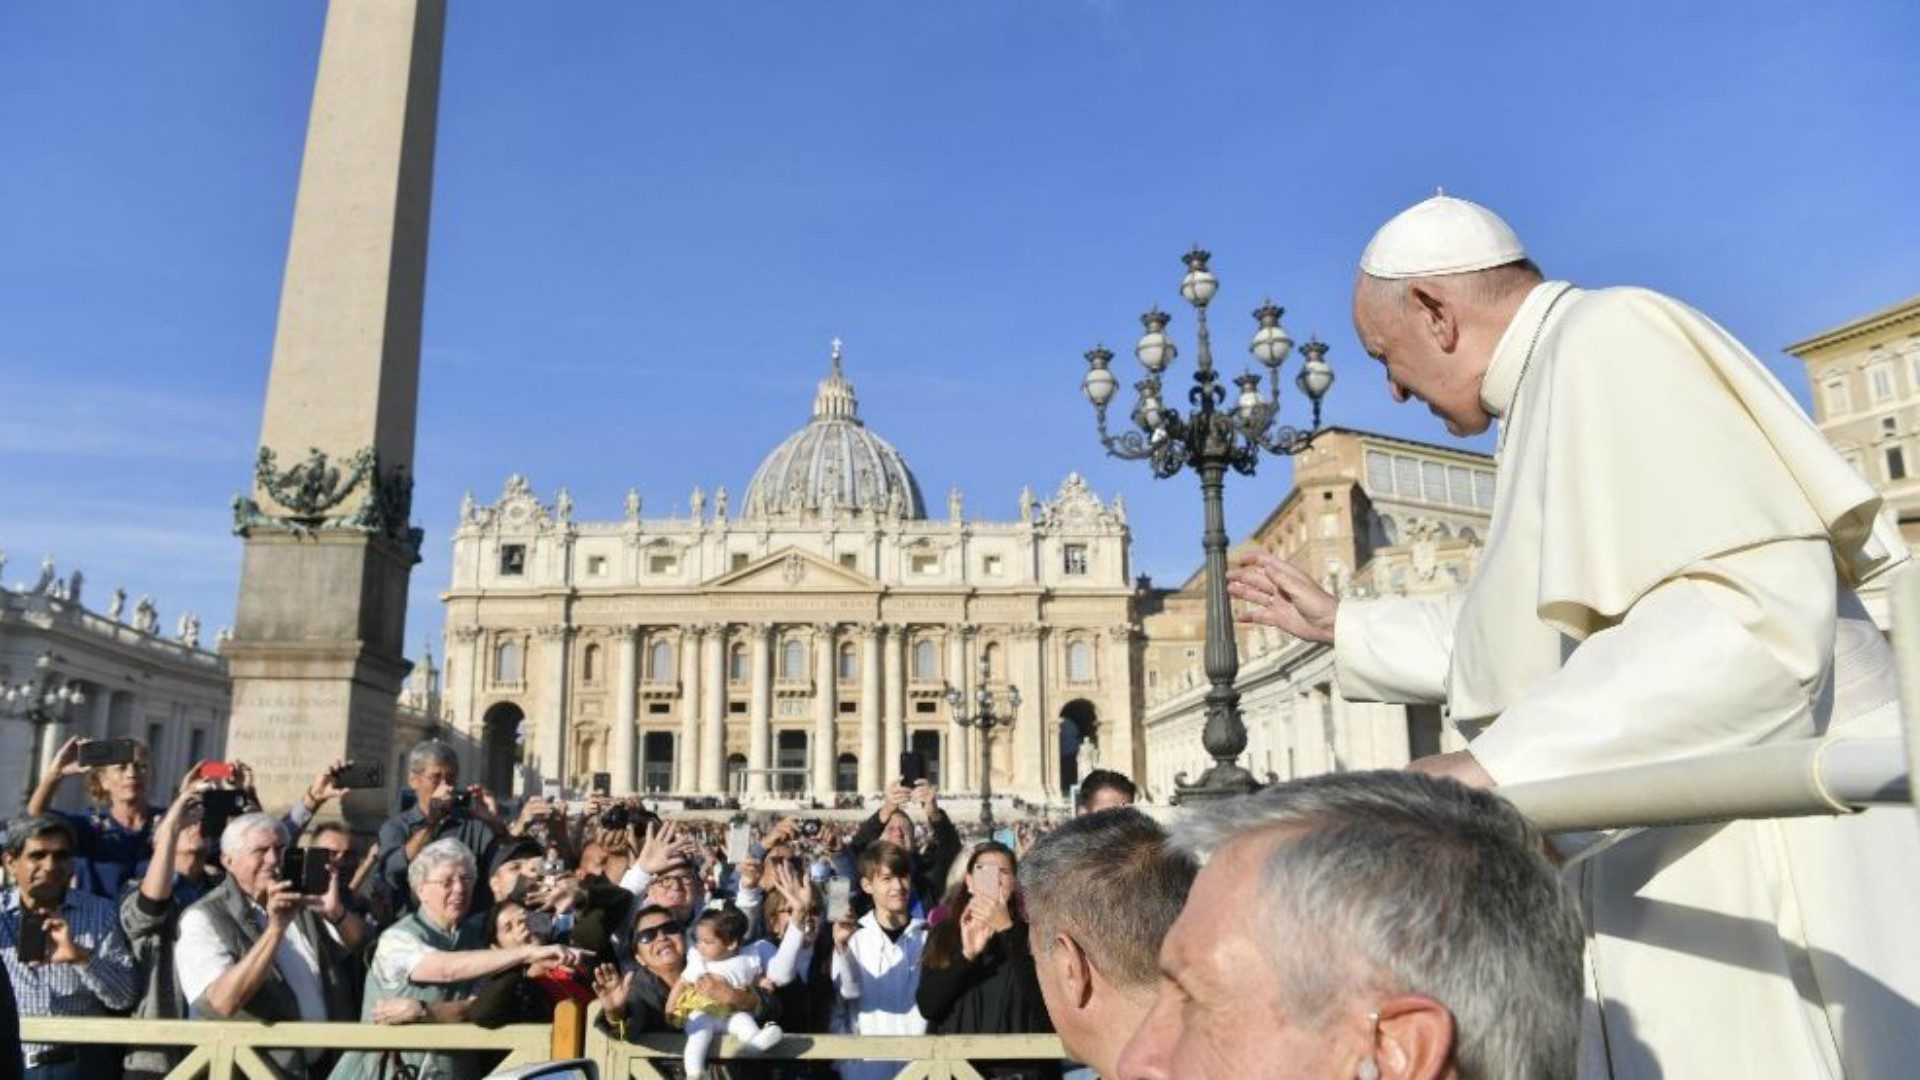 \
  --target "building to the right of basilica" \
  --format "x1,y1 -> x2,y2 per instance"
439,346 -> 1139,806
1139,428 -> 1492,796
